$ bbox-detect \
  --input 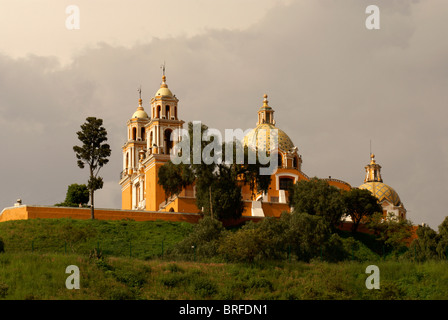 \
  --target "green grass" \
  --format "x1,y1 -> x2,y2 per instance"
0,218 -> 193,259
0,253 -> 447,300
1,218 -> 448,300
